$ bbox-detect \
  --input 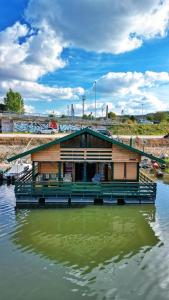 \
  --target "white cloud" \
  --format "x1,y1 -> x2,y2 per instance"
24,104 -> 35,114
0,21 -> 84,103
0,22 -> 65,82
26,0 -> 169,54
0,80 -> 84,101
91,71 -> 169,114
96,71 -> 169,96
